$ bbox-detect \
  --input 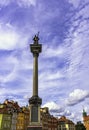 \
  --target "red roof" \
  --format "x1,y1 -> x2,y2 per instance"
58,116 -> 75,124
